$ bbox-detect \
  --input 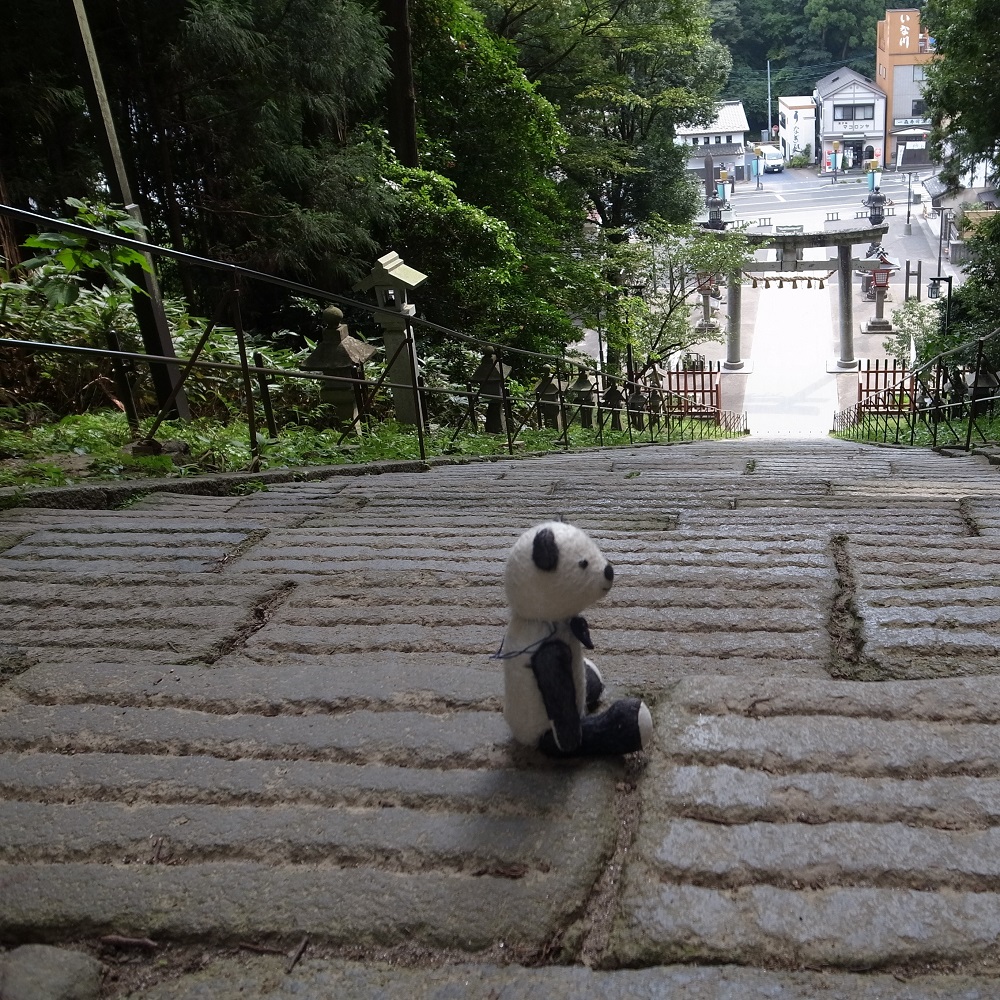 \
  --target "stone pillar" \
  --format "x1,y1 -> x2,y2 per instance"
724,274 -> 744,370
353,252 -> 428,426
378,308 -> 423,425
472,351 -> 510,433
837,244 -> 857,368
